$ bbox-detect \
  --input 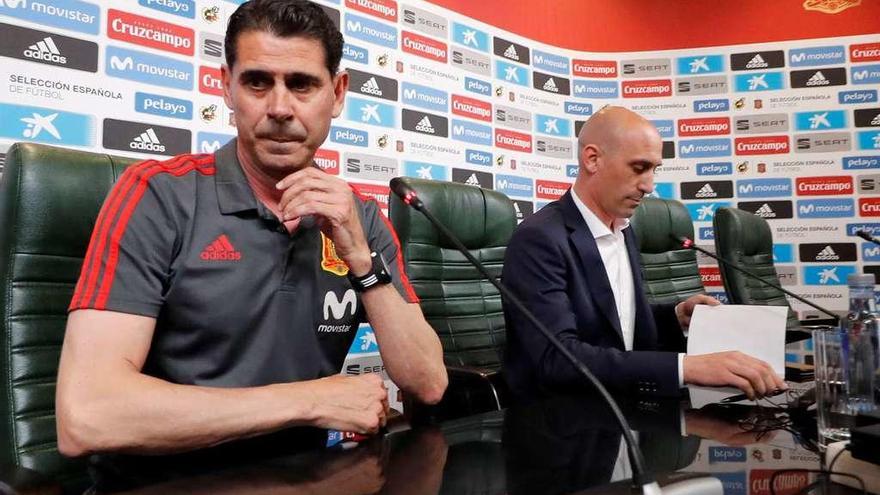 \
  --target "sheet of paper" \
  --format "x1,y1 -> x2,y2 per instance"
685,304 -> 788,408
687,304 -> 788,373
